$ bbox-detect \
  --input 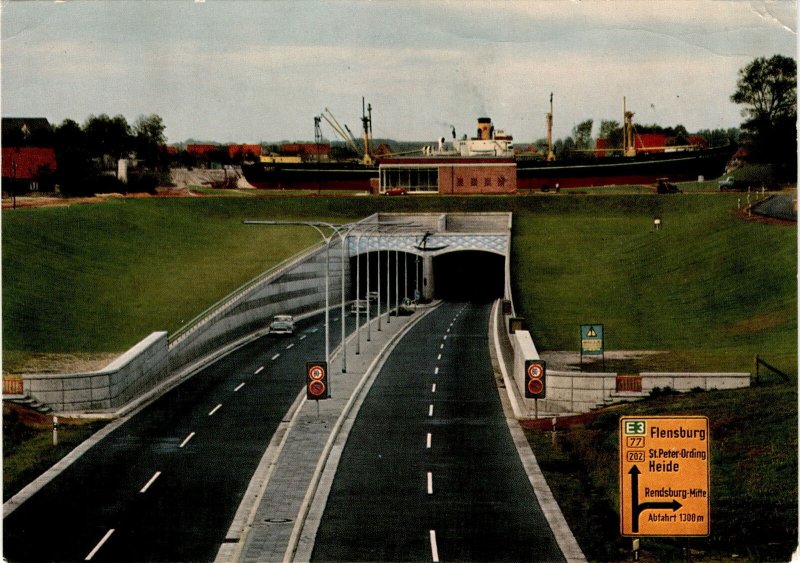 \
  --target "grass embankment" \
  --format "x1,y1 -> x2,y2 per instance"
513,195 -> 797,374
